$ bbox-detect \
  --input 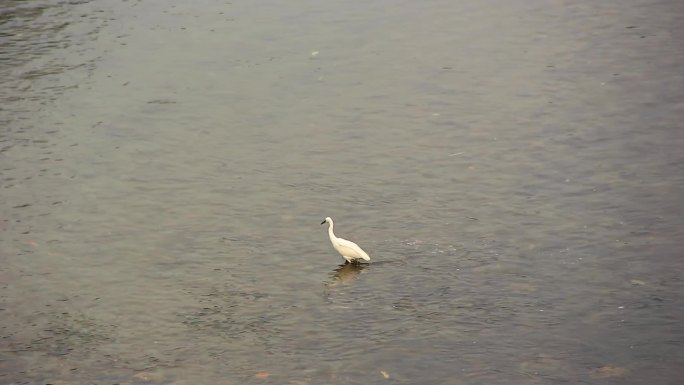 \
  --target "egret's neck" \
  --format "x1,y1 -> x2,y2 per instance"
327,221 -> 336,240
